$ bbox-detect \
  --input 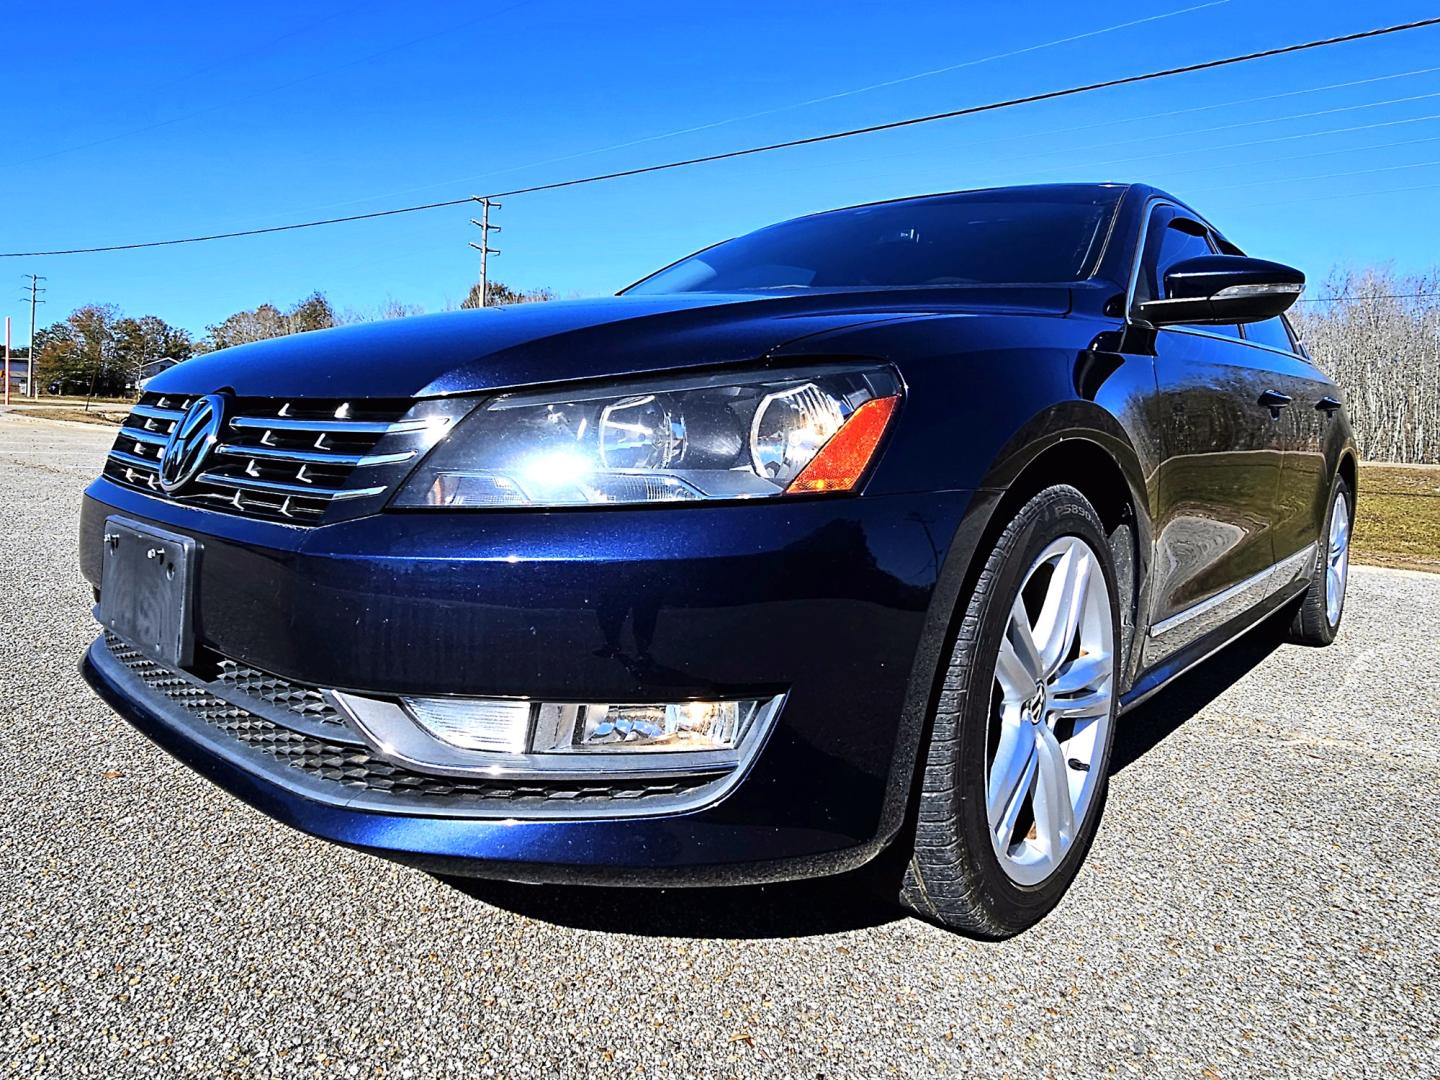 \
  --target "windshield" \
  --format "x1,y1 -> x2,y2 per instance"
624,187 -> 1122,295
